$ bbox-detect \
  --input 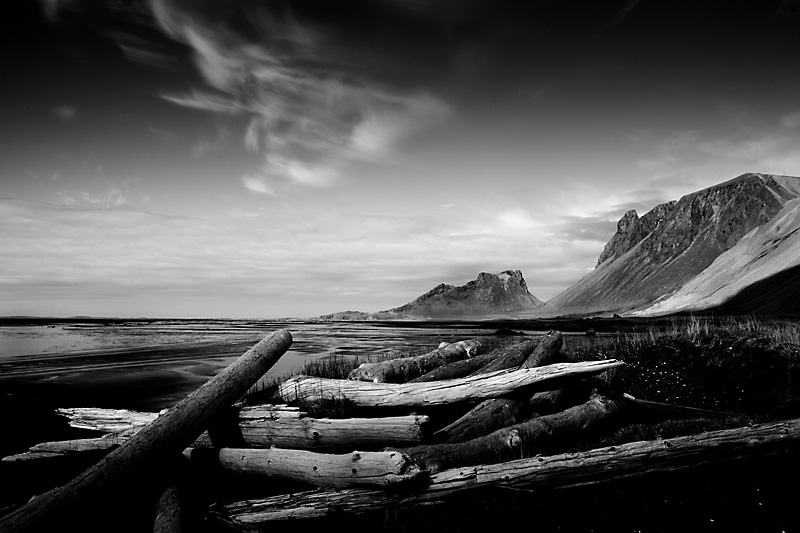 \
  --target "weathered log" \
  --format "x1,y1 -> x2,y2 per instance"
3,434 -> 129,462
214,417 -> 800,524
470,330 -> 562,376
276,359 -> 624,407
0,329 -> 293,533
527,387 -> 587,415
185,447 -> 422,489
2,408 -> 430,462
347,339 -> 483,383
153,484 -> 187,533
204,409 -> 430,450
60,407 -> 163,433
434,331 -> 564,442
409,338 -> 539,383
153,455 -> 203,533
398,392 -> 622,473
433,399 -> 529,444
